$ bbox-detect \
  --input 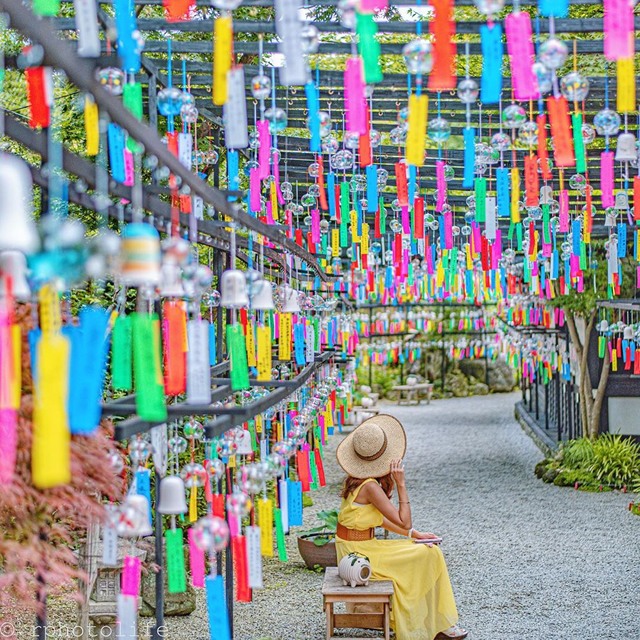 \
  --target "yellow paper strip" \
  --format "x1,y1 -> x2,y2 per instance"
258,498 -> 274,557
406,93 -> 429,167
278,313 -> 292,361
10,324 -> 21,410
360,223 -> 369,255
246,322 -> 257,368
256,325 -> 272,381
617,58 -> 636,114
85,96 -> 99,156
213,16 -> 233,106
511,168 -> 521,224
